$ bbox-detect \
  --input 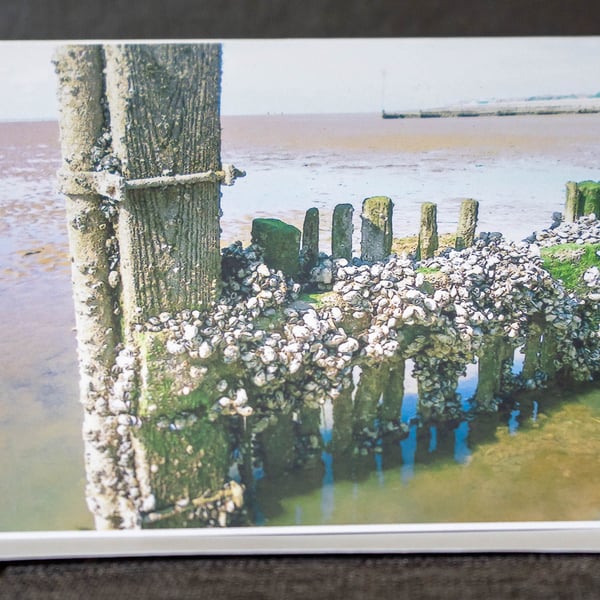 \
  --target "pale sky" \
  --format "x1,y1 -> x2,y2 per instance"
1,38 -> 599,120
